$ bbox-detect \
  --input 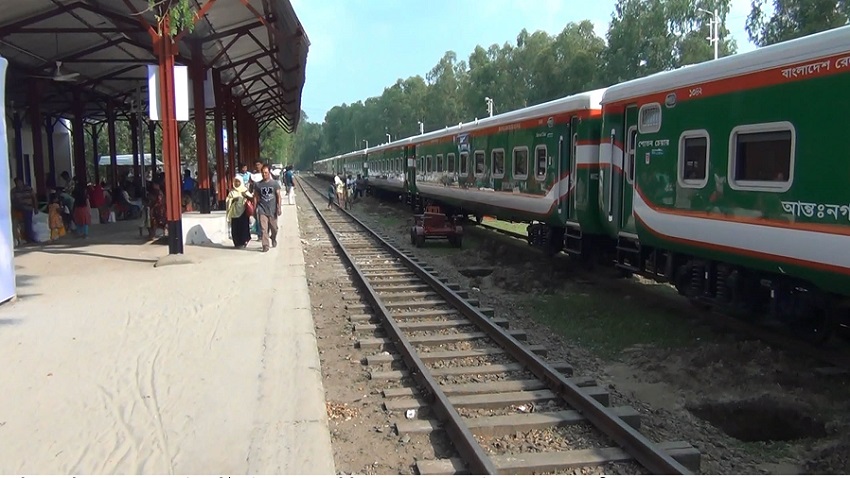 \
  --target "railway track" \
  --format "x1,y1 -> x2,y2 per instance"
298,178 -> 699,474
